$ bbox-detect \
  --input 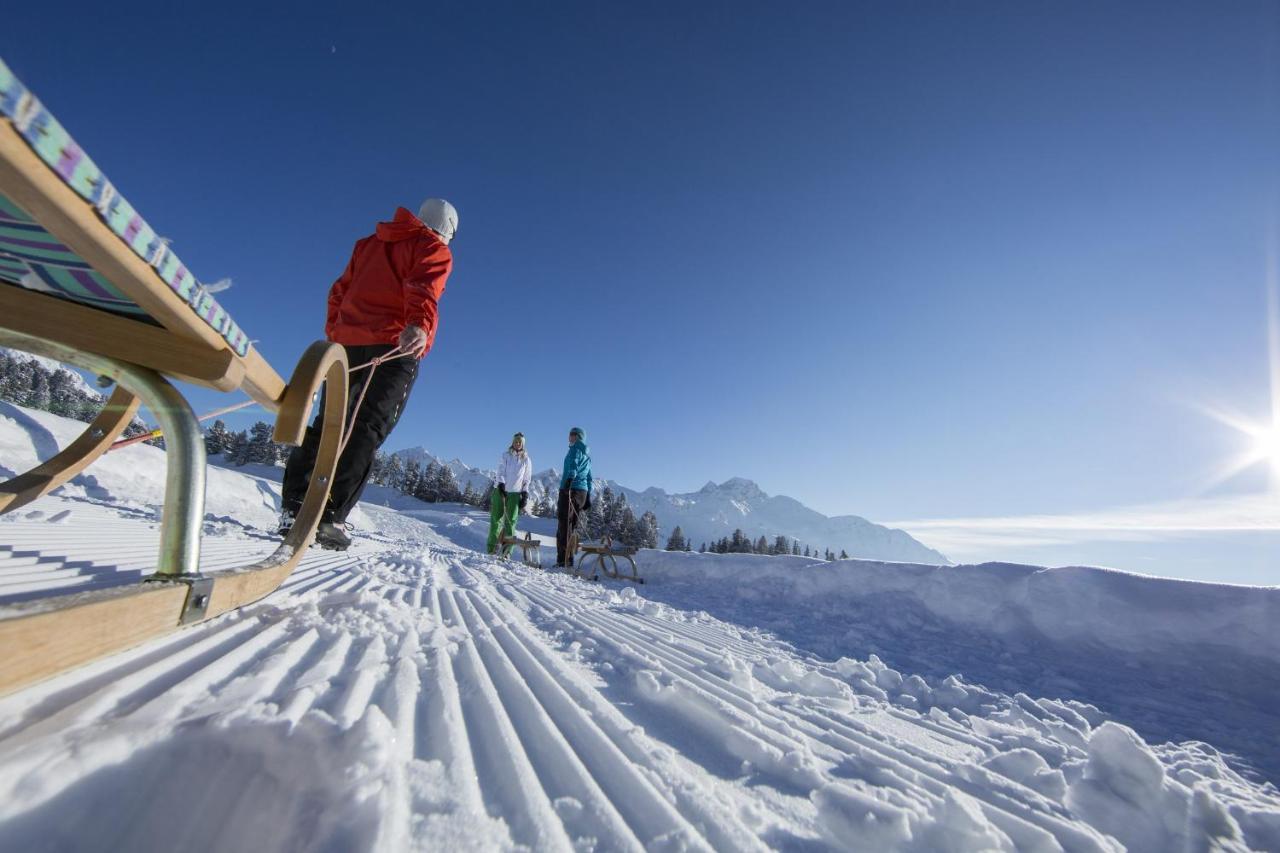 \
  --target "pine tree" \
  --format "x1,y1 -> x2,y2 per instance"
729,529 -> 750,553
792,541 -> 801,556
665,525 -> 687,551
24,369 -> 50,410
839,549 -> 849,560
699,542 -> 707,553
754,535 -> 769,554
803,545 -> 811,557
243,421 -> 277,465
639,511 -> 659,549
418,461 -> 440,501
434,464 -> 461,503
384,455 -> 406,492
773,535 -> 789,556
402,459 -> 423,498
461,481 -> 479,506
479,482 -> 495,509
204,419 -> 234,456
228,430 -> 250,466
